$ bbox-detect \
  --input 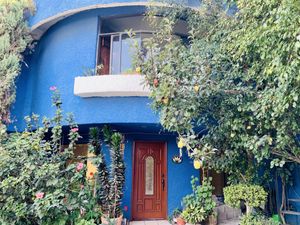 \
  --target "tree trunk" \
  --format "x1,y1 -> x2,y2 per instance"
245,204 -> 253,215
280,178 -> 286,224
